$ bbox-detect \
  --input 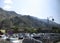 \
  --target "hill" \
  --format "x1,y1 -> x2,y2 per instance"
0,8 -> 60,32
